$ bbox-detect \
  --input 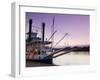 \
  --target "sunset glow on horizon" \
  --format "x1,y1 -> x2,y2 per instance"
26,12 -> 89,47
